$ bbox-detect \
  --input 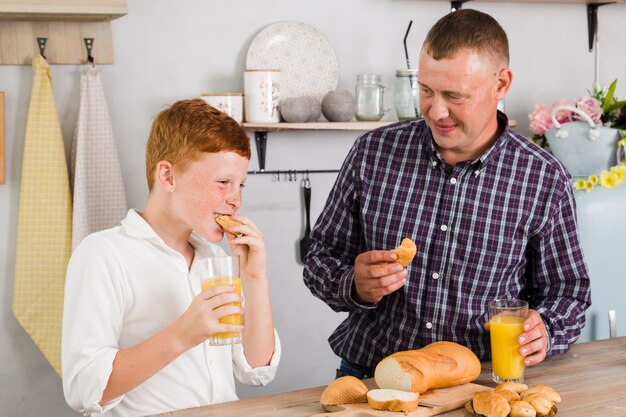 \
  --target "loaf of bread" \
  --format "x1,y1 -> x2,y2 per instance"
392,238 -> 417,267
320,376 -> 368,406
367,388 -> 419,412
374,341 -> 481,393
